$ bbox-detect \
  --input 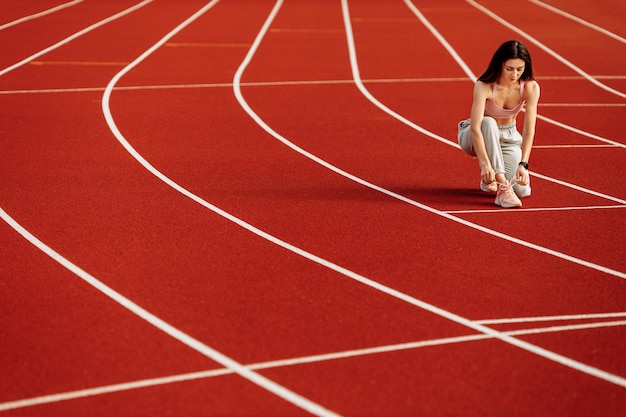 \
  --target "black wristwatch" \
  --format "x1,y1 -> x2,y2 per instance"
518,161 -> 529,170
